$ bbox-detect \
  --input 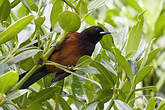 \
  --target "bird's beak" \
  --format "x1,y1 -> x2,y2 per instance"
100,31 -> 111,35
